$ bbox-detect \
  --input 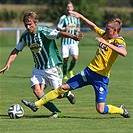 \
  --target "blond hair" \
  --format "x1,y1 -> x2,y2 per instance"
23,11 -> 39,23
106,18 -> 122,33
